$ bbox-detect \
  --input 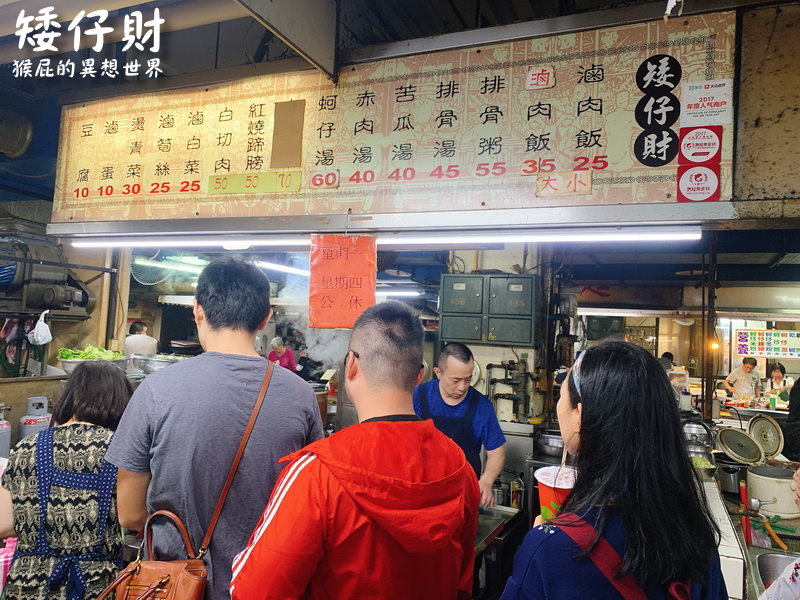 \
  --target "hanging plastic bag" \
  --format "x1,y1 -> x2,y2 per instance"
27,310 -> 52,346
